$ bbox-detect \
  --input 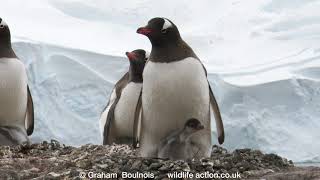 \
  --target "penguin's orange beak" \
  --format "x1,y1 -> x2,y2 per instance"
137,27 -> 152,36
126,52 -> 137,61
